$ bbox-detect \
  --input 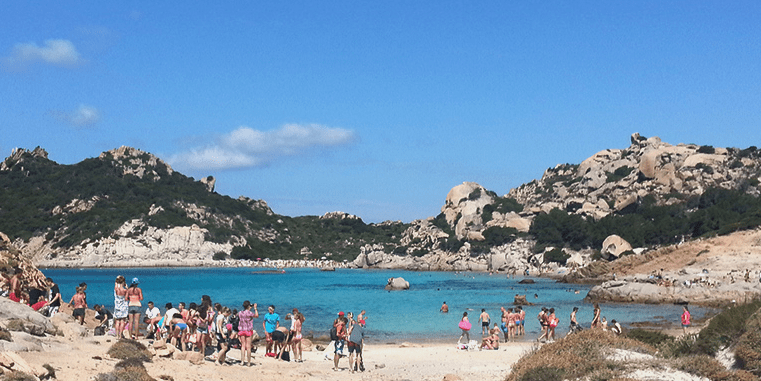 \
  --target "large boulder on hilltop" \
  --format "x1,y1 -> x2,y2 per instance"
601,235 -> 632,260
385,277 -> 410,290
441,182 -> 494,240
683,153 -> 726,168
